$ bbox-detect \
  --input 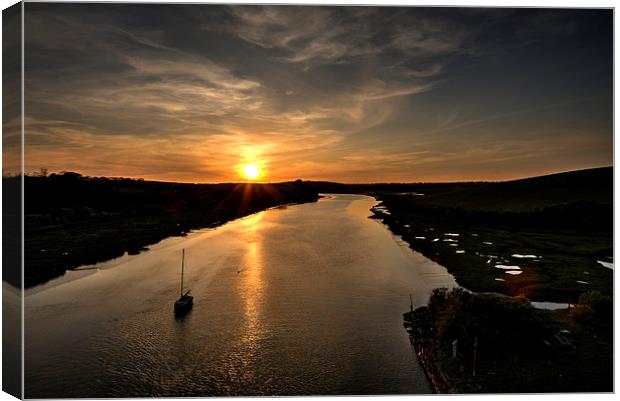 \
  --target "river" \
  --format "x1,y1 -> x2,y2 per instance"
24,194 -> 457,397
